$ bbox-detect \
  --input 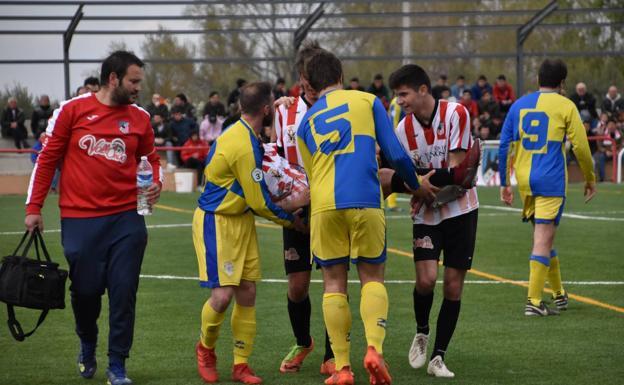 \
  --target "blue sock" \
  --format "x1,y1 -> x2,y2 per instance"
108,355 -> 125,376
80,341 -> 96,361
